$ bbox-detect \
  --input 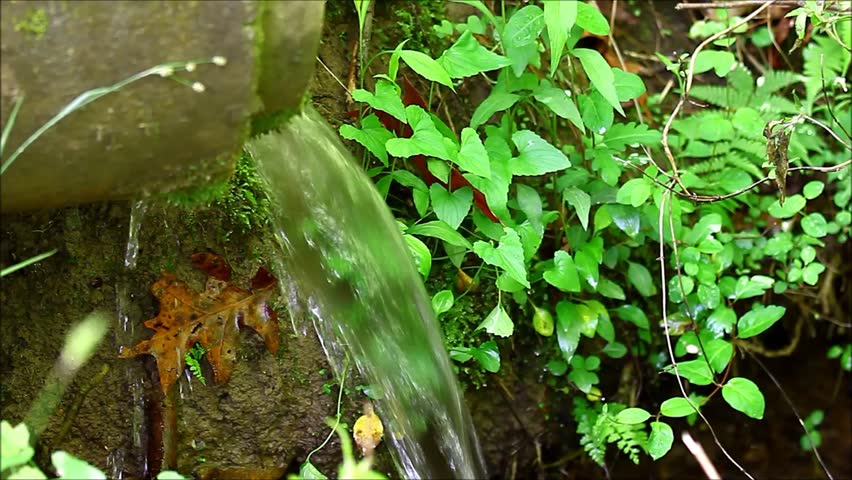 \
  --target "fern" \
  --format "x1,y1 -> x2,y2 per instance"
755,70 -> 804,98
573,398 -> 649,467
185,343 -> 207,385
689,85 -> 751,109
